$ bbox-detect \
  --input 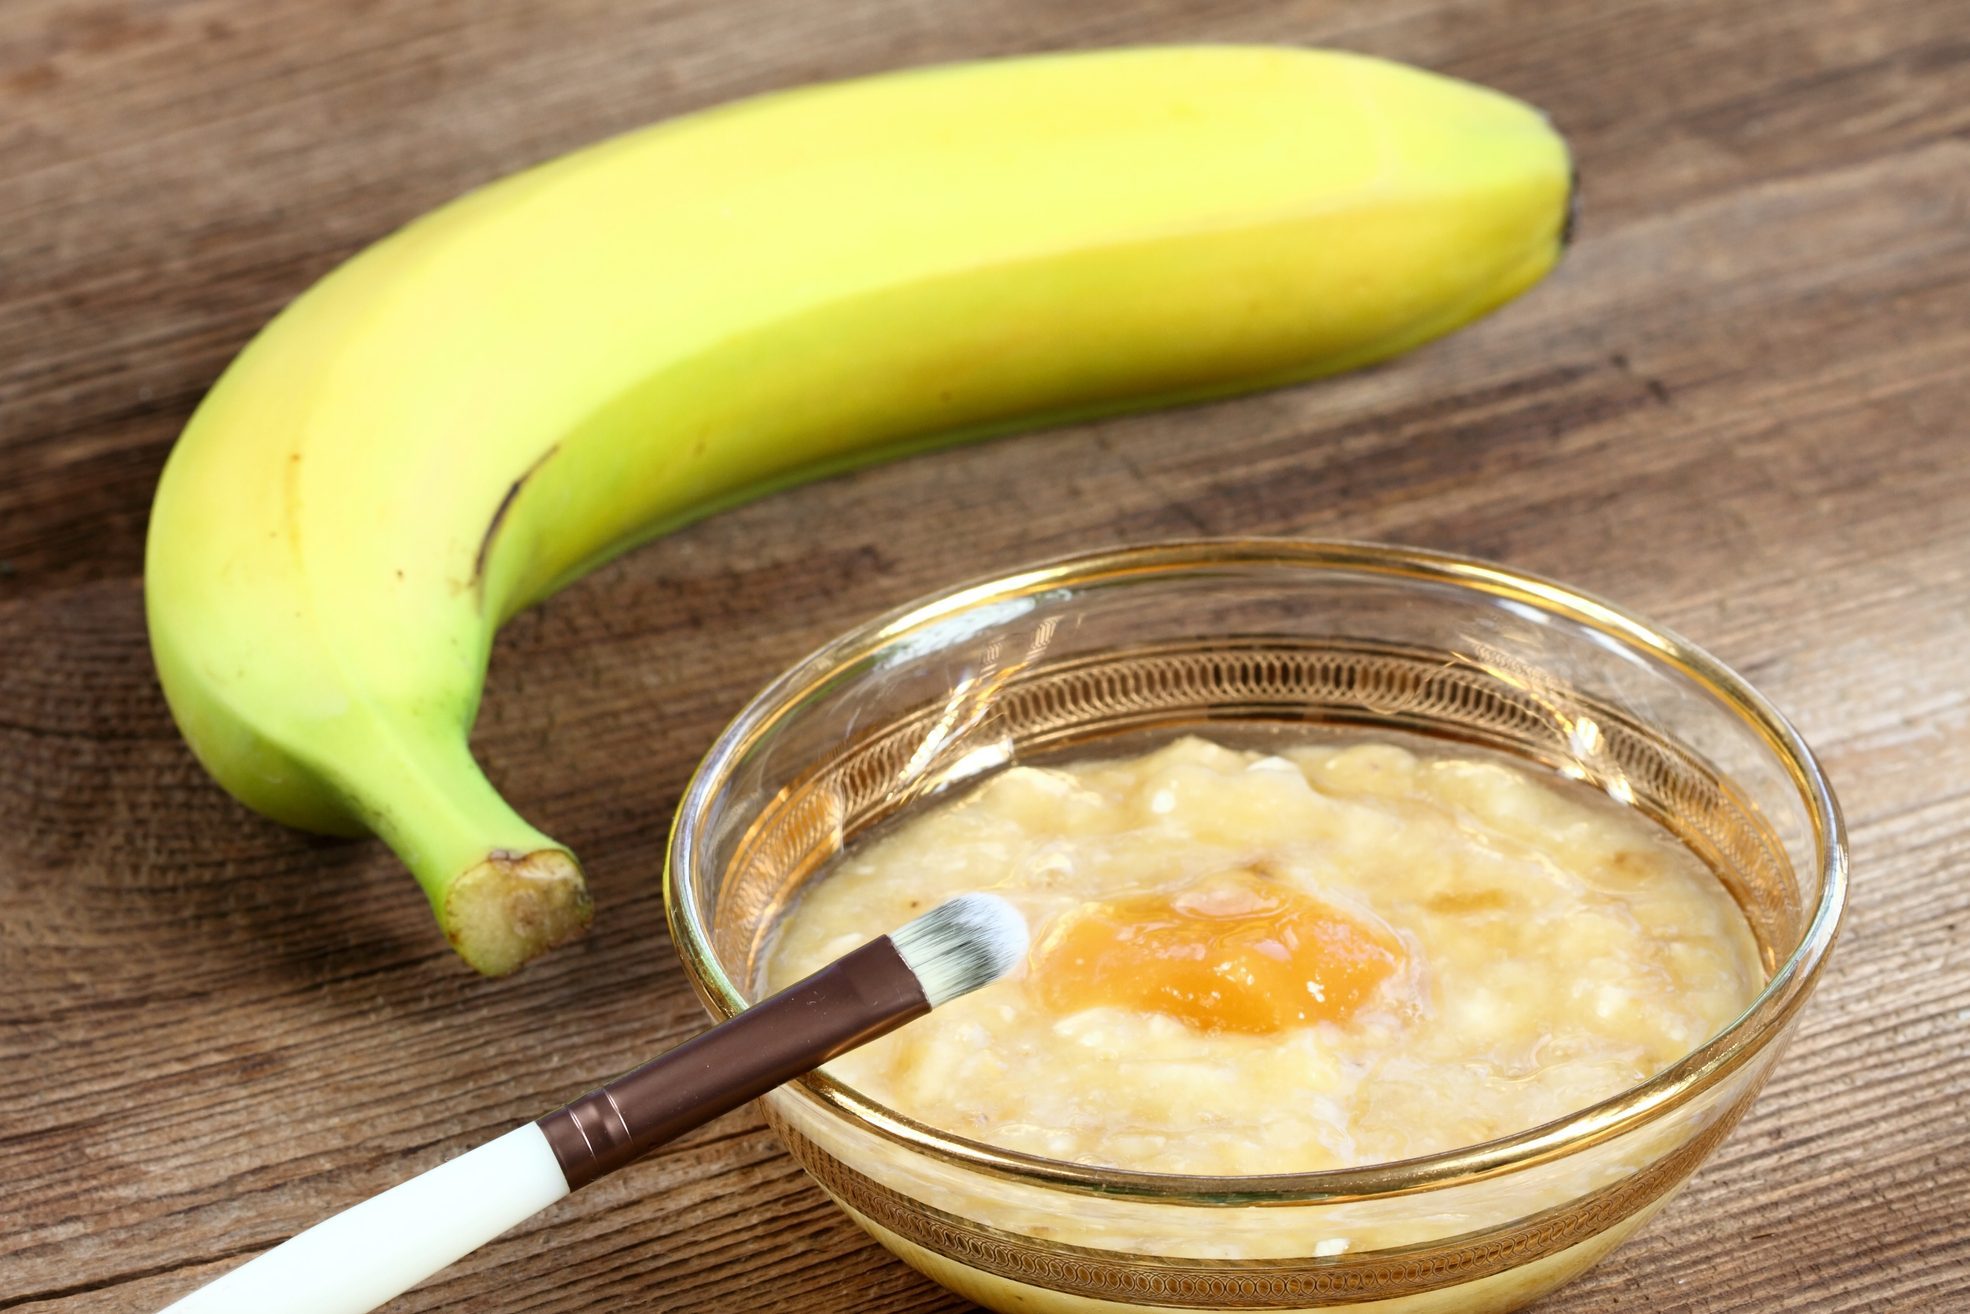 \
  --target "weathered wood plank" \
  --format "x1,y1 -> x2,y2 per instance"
4,0 -> 1967,1309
